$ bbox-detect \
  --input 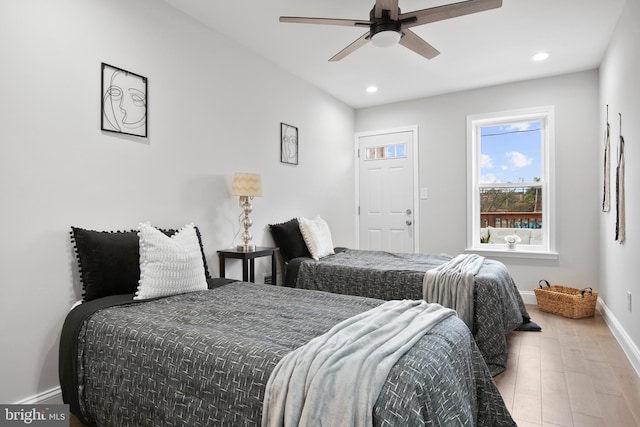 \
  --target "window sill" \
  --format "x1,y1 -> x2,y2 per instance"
464,246 -> 559,260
